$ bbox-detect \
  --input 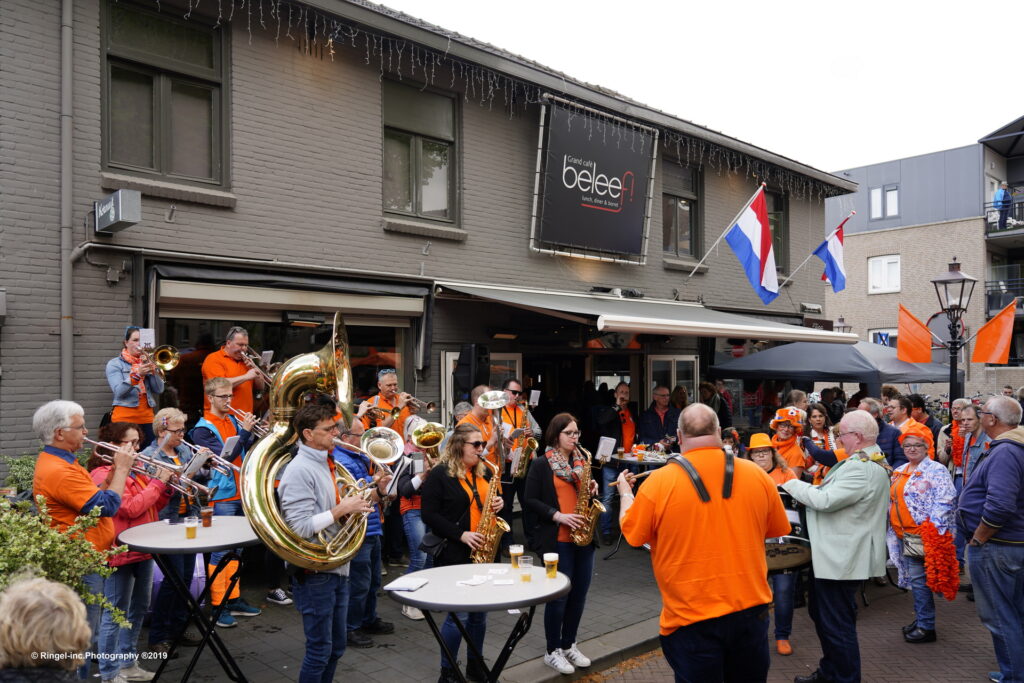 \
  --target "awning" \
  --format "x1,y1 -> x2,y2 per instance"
436,282 -> 858,344
980,114 -> 1024,158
